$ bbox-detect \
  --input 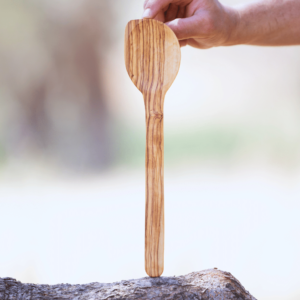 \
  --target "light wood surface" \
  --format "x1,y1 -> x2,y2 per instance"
125,19 -> 181,277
